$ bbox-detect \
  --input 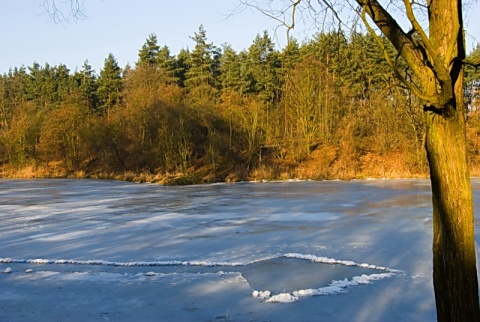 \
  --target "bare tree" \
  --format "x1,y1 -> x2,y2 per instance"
242,0 -> 480,320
